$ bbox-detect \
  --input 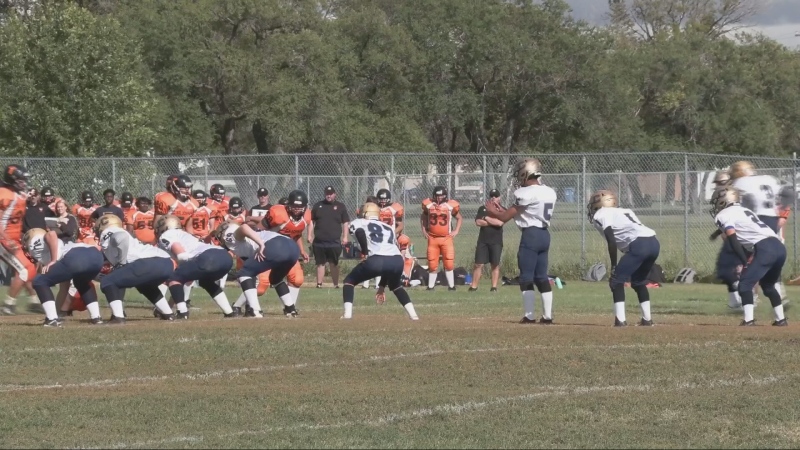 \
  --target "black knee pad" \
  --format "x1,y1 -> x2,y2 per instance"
273,281 -> 289,298
199,279 -> 223,298
519,282 -> 535,292
239,277 -> 256,291
534,280 -> 552,293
